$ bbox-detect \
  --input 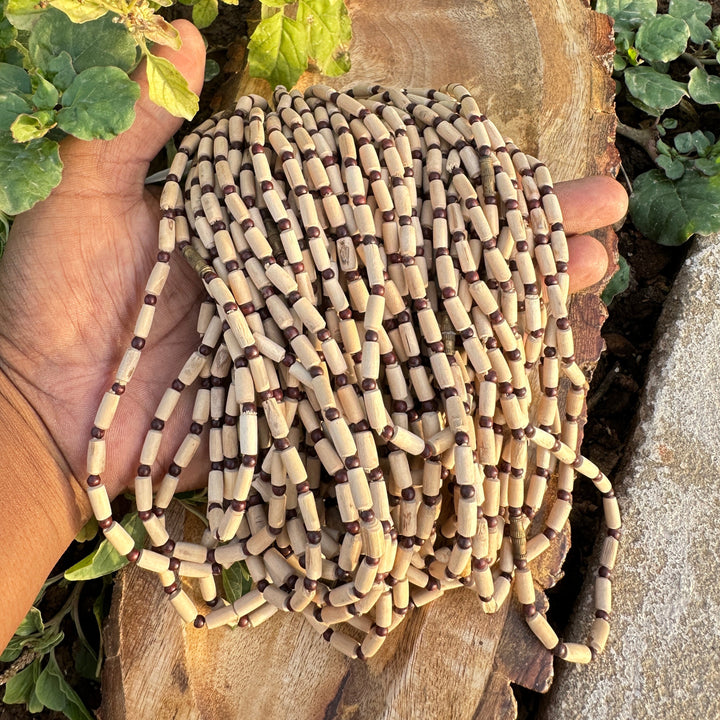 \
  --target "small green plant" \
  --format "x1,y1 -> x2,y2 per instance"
1,575 -> 112,719
248,0 -> 351,88
0,514 -> 141,718
598,0 -> 720,245
0,0 -> 351,227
